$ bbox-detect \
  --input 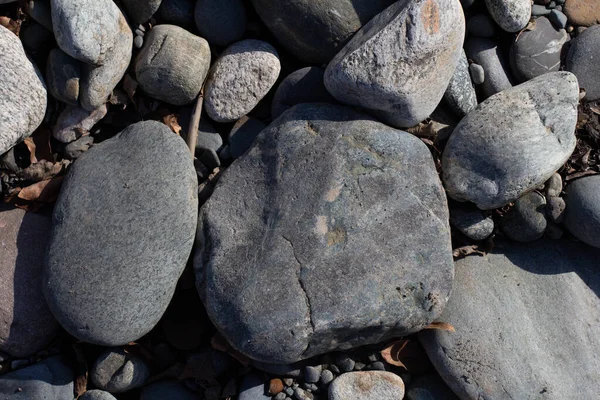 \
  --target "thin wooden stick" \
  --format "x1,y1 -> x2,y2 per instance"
187,86 -> 204,159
